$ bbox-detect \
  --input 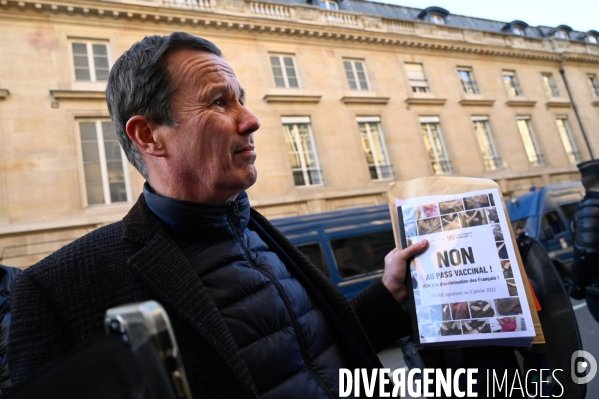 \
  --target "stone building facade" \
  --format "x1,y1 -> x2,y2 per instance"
1,0 -> 598,267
